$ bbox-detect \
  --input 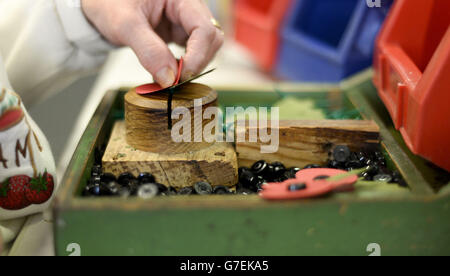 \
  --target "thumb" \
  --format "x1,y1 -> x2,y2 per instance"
127,23 -> 178,88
